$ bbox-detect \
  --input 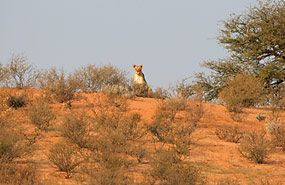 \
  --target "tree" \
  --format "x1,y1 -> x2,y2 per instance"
197,0 -> 285,101
4,54 -> 39,89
